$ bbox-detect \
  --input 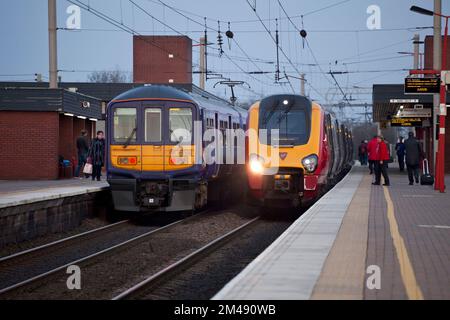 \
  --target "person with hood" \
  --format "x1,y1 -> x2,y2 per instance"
404,132 -> 423,185
372,135 -> 390,186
